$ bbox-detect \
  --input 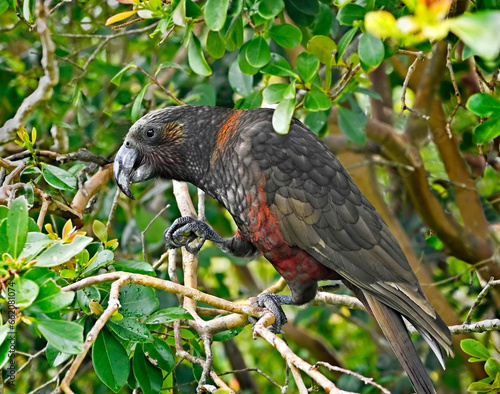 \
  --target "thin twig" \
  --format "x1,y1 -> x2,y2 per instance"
135,64 -> 185,105
16,346 -> 47,375
106,188 -> 121,234
464,277 -> 500,324
316,362 -> 391,394
141,204 -> 170,261
399,51 -> 428,119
